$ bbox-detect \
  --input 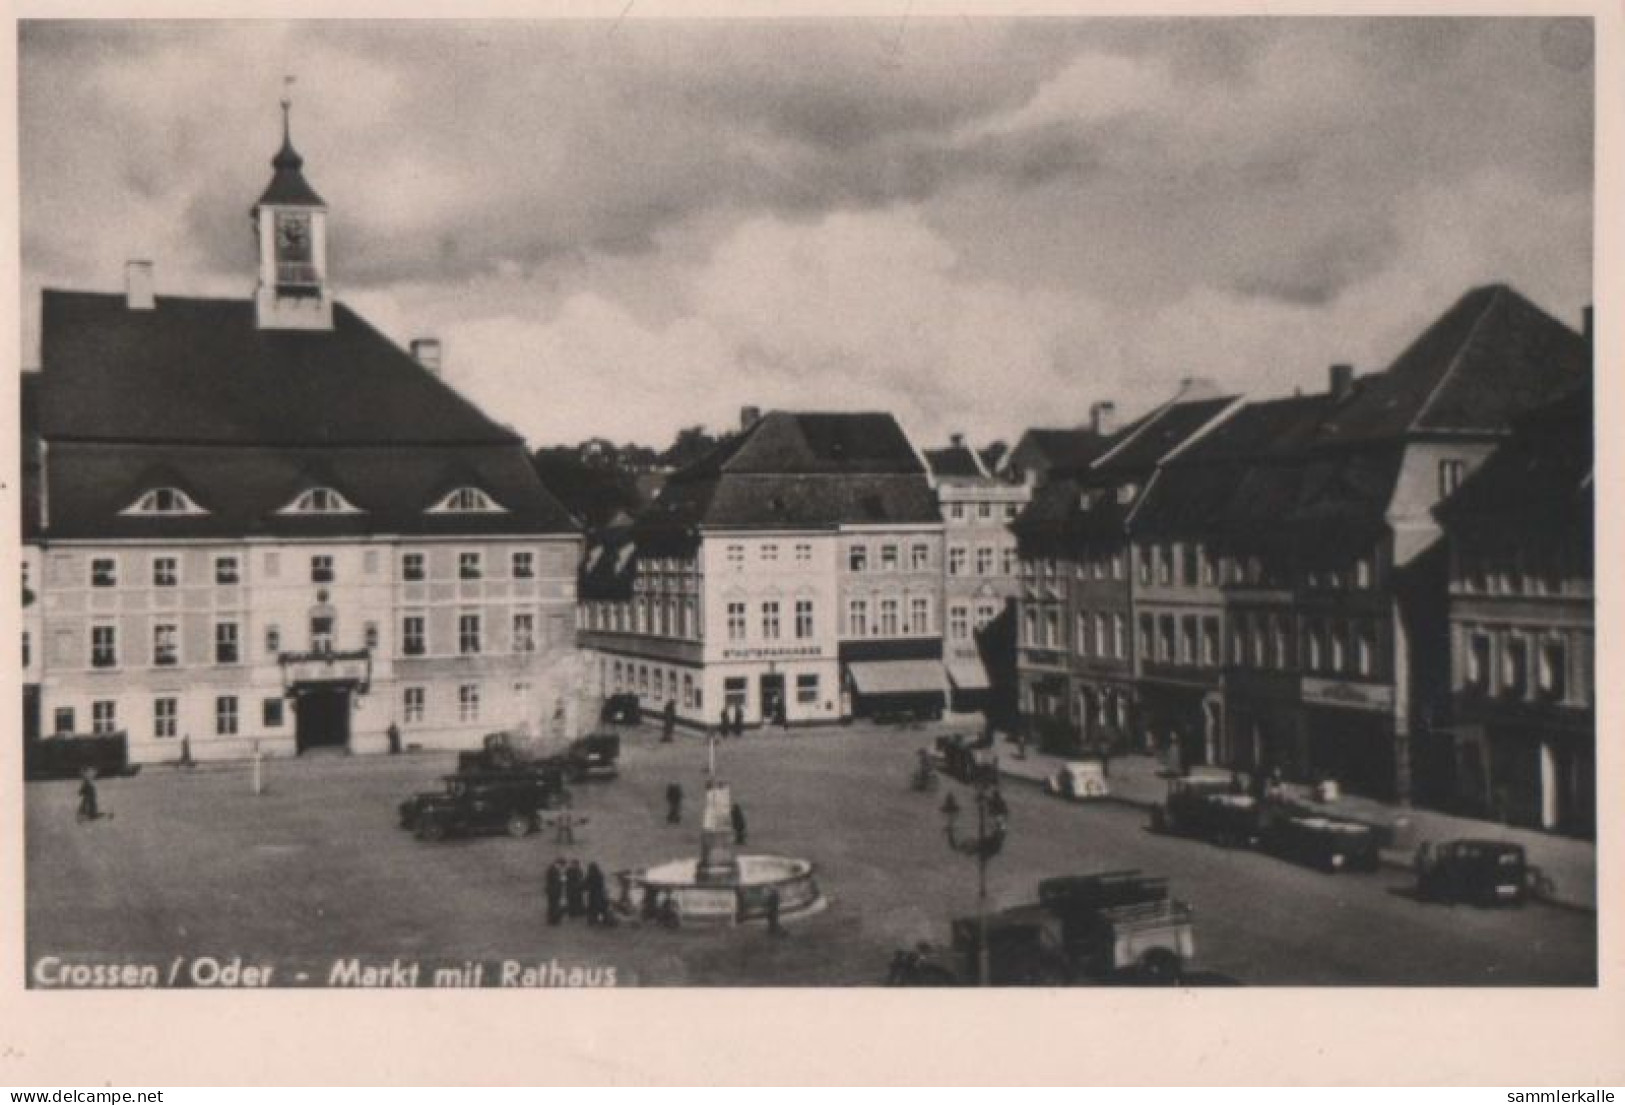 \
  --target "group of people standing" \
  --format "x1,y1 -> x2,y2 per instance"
544,857 -> 613,927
